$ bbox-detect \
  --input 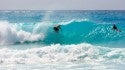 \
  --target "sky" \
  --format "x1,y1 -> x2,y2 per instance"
0,0 -> 125,10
